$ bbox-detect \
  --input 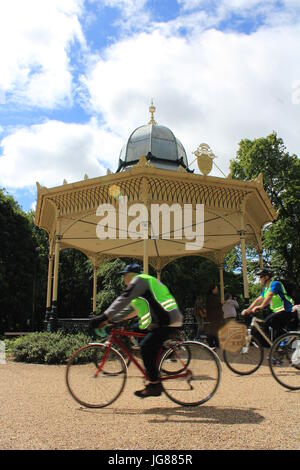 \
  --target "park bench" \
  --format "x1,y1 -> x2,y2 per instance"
4,332 -> 32,338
